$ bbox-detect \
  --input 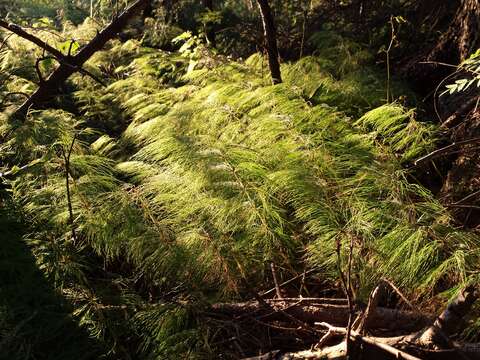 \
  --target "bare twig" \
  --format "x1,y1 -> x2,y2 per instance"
0,33 -> 14,52
358,334 -> 422,360
345,235 -> 355,356
385,17 -> 395,103
381,278 -> 418,312
77,66 -> 107,87
315,328 -> 339,349
34,56 -> 55,84
419,60 -> 462,124
335,236 -> 355,356
266,297 -> 347,304
452,189 -> 480,206
299,269 -> 307,297
270,262 -> 283,299
447,204 -> 480,210
67,39 -> 76,56
413,137 -> 480,166
61,134 -> 78,244
355,283 -> 384,334
260,269 -> 316,298
419,60 -> 460,69
442,96 -> 479,128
